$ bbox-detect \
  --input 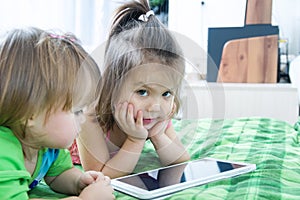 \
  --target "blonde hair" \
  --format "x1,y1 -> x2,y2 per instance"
0,27 -> 100,138
96,0 -> 185,132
